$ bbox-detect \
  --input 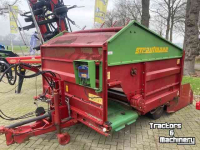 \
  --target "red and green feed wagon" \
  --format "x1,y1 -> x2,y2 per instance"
0,21 -> 193,145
